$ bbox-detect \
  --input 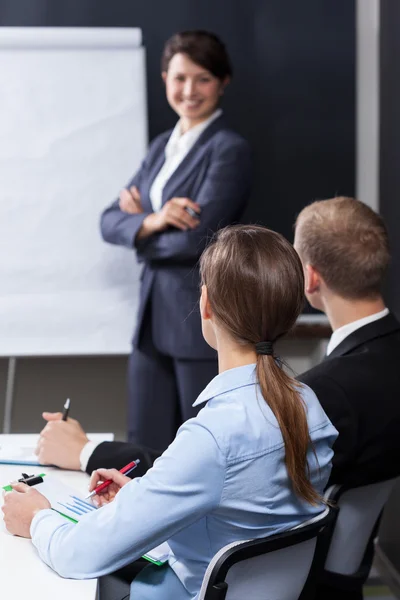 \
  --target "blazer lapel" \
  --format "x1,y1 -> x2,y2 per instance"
161,114 -> 227,206
327,313 -> 400,359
